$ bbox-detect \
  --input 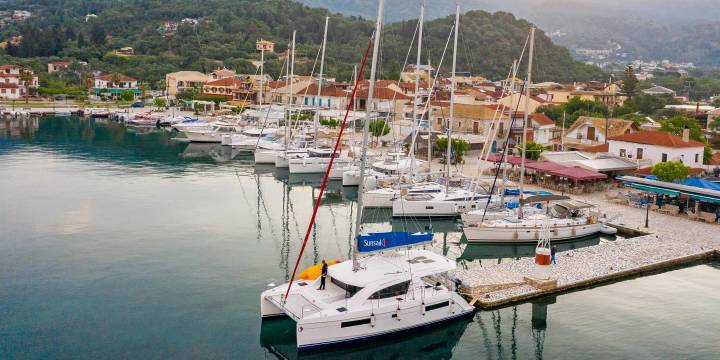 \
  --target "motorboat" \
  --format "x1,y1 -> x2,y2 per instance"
463,200 -> 603,243
275,149 -> 309,168
260,249 -> 474,350
222,127 -> 279,146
